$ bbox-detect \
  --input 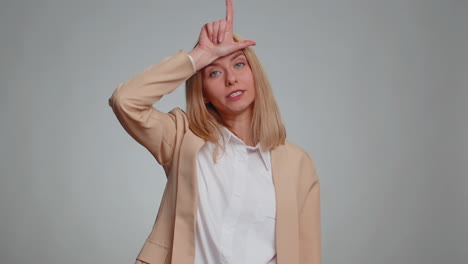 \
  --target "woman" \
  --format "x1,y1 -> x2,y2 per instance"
108,1 -> 321,263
